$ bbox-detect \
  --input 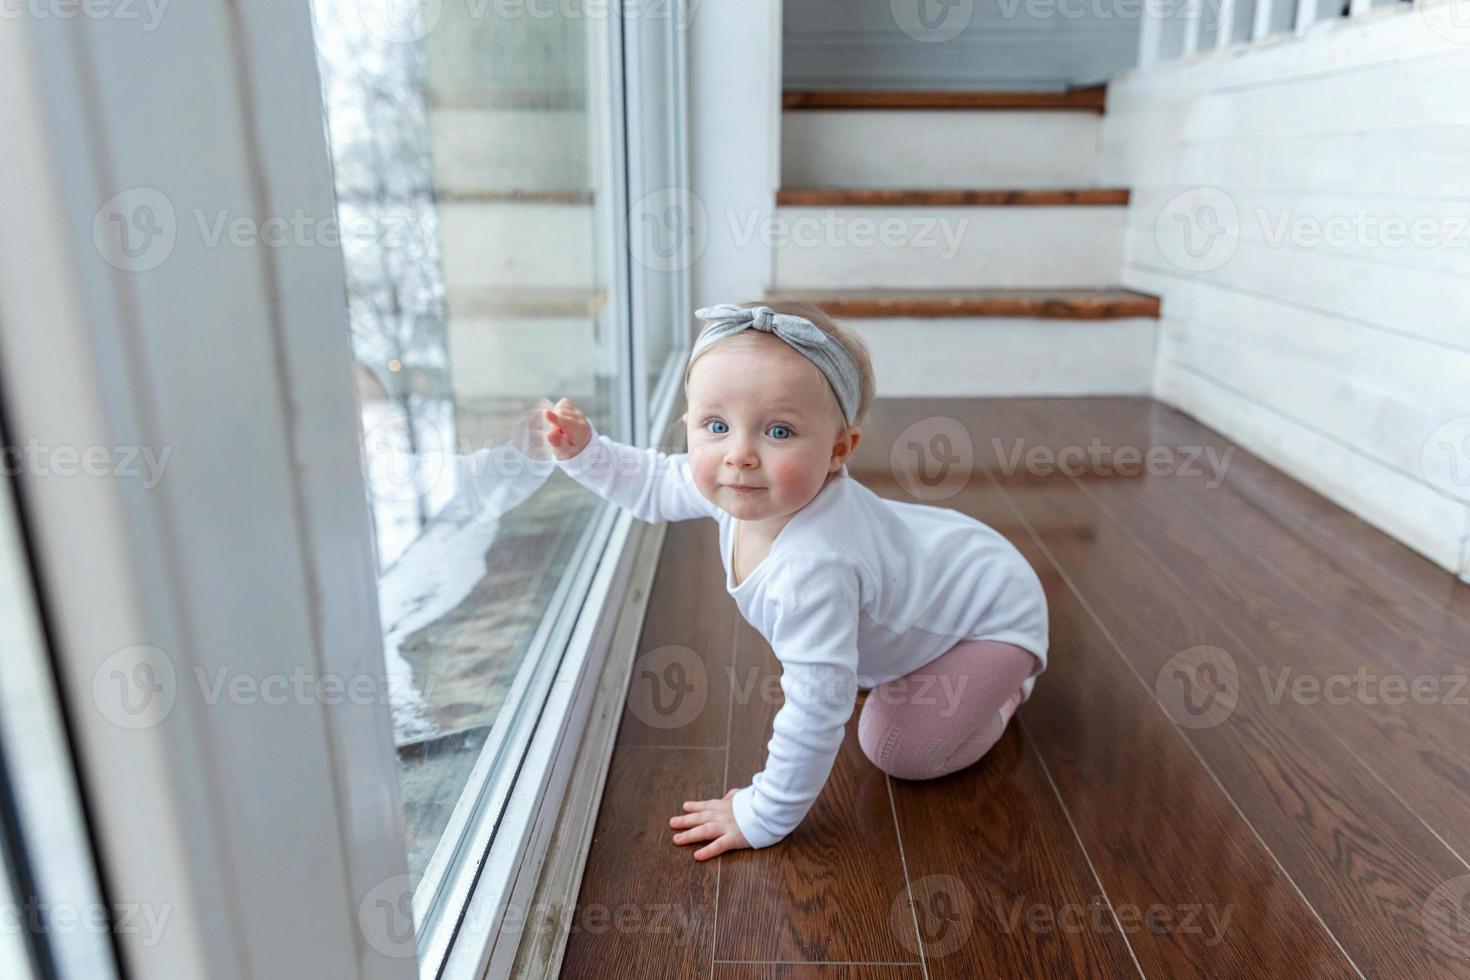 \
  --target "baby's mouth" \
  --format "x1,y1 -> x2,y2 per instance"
723,484 -> 765,493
